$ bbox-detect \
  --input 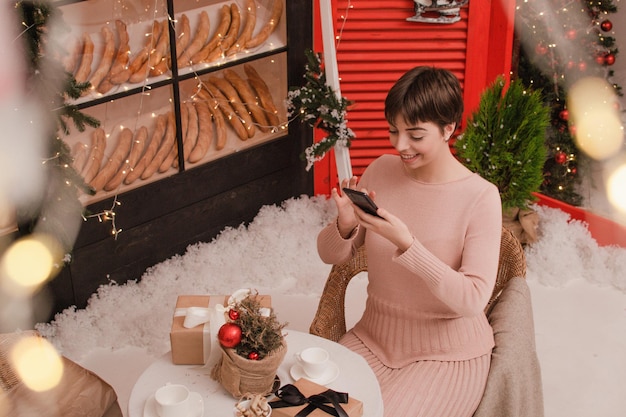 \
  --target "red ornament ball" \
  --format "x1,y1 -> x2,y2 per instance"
596,54 -> 607,65
535,43 -> 548,55
566,29 -> 577,40
578,61 -> 587,72
218,323 -> 242,348
604,54 -> 616,66
228,309 -> 240,320
247,351 -> 260,360
559,109 -> 569,121
600,20 -> 613,32
555,151 -> 567,165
